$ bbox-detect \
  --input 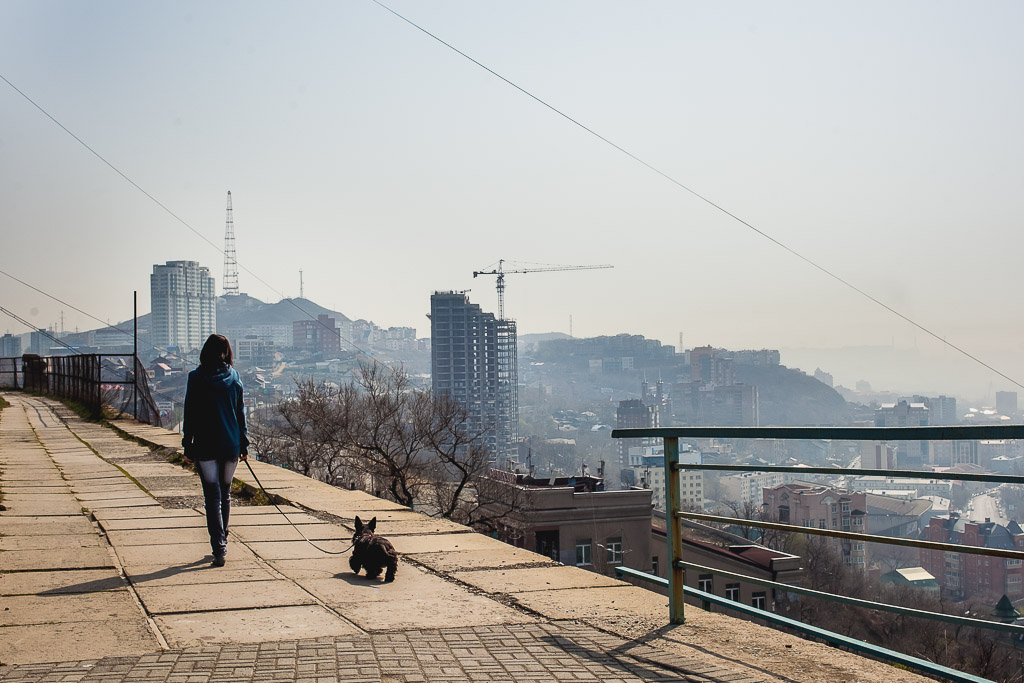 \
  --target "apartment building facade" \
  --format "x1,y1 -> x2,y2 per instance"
764,483 -> 869,568
150,260 -> 216,353
479,472 -> 652,576
920,515 -> 1024,601
430,292 -> 518,464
